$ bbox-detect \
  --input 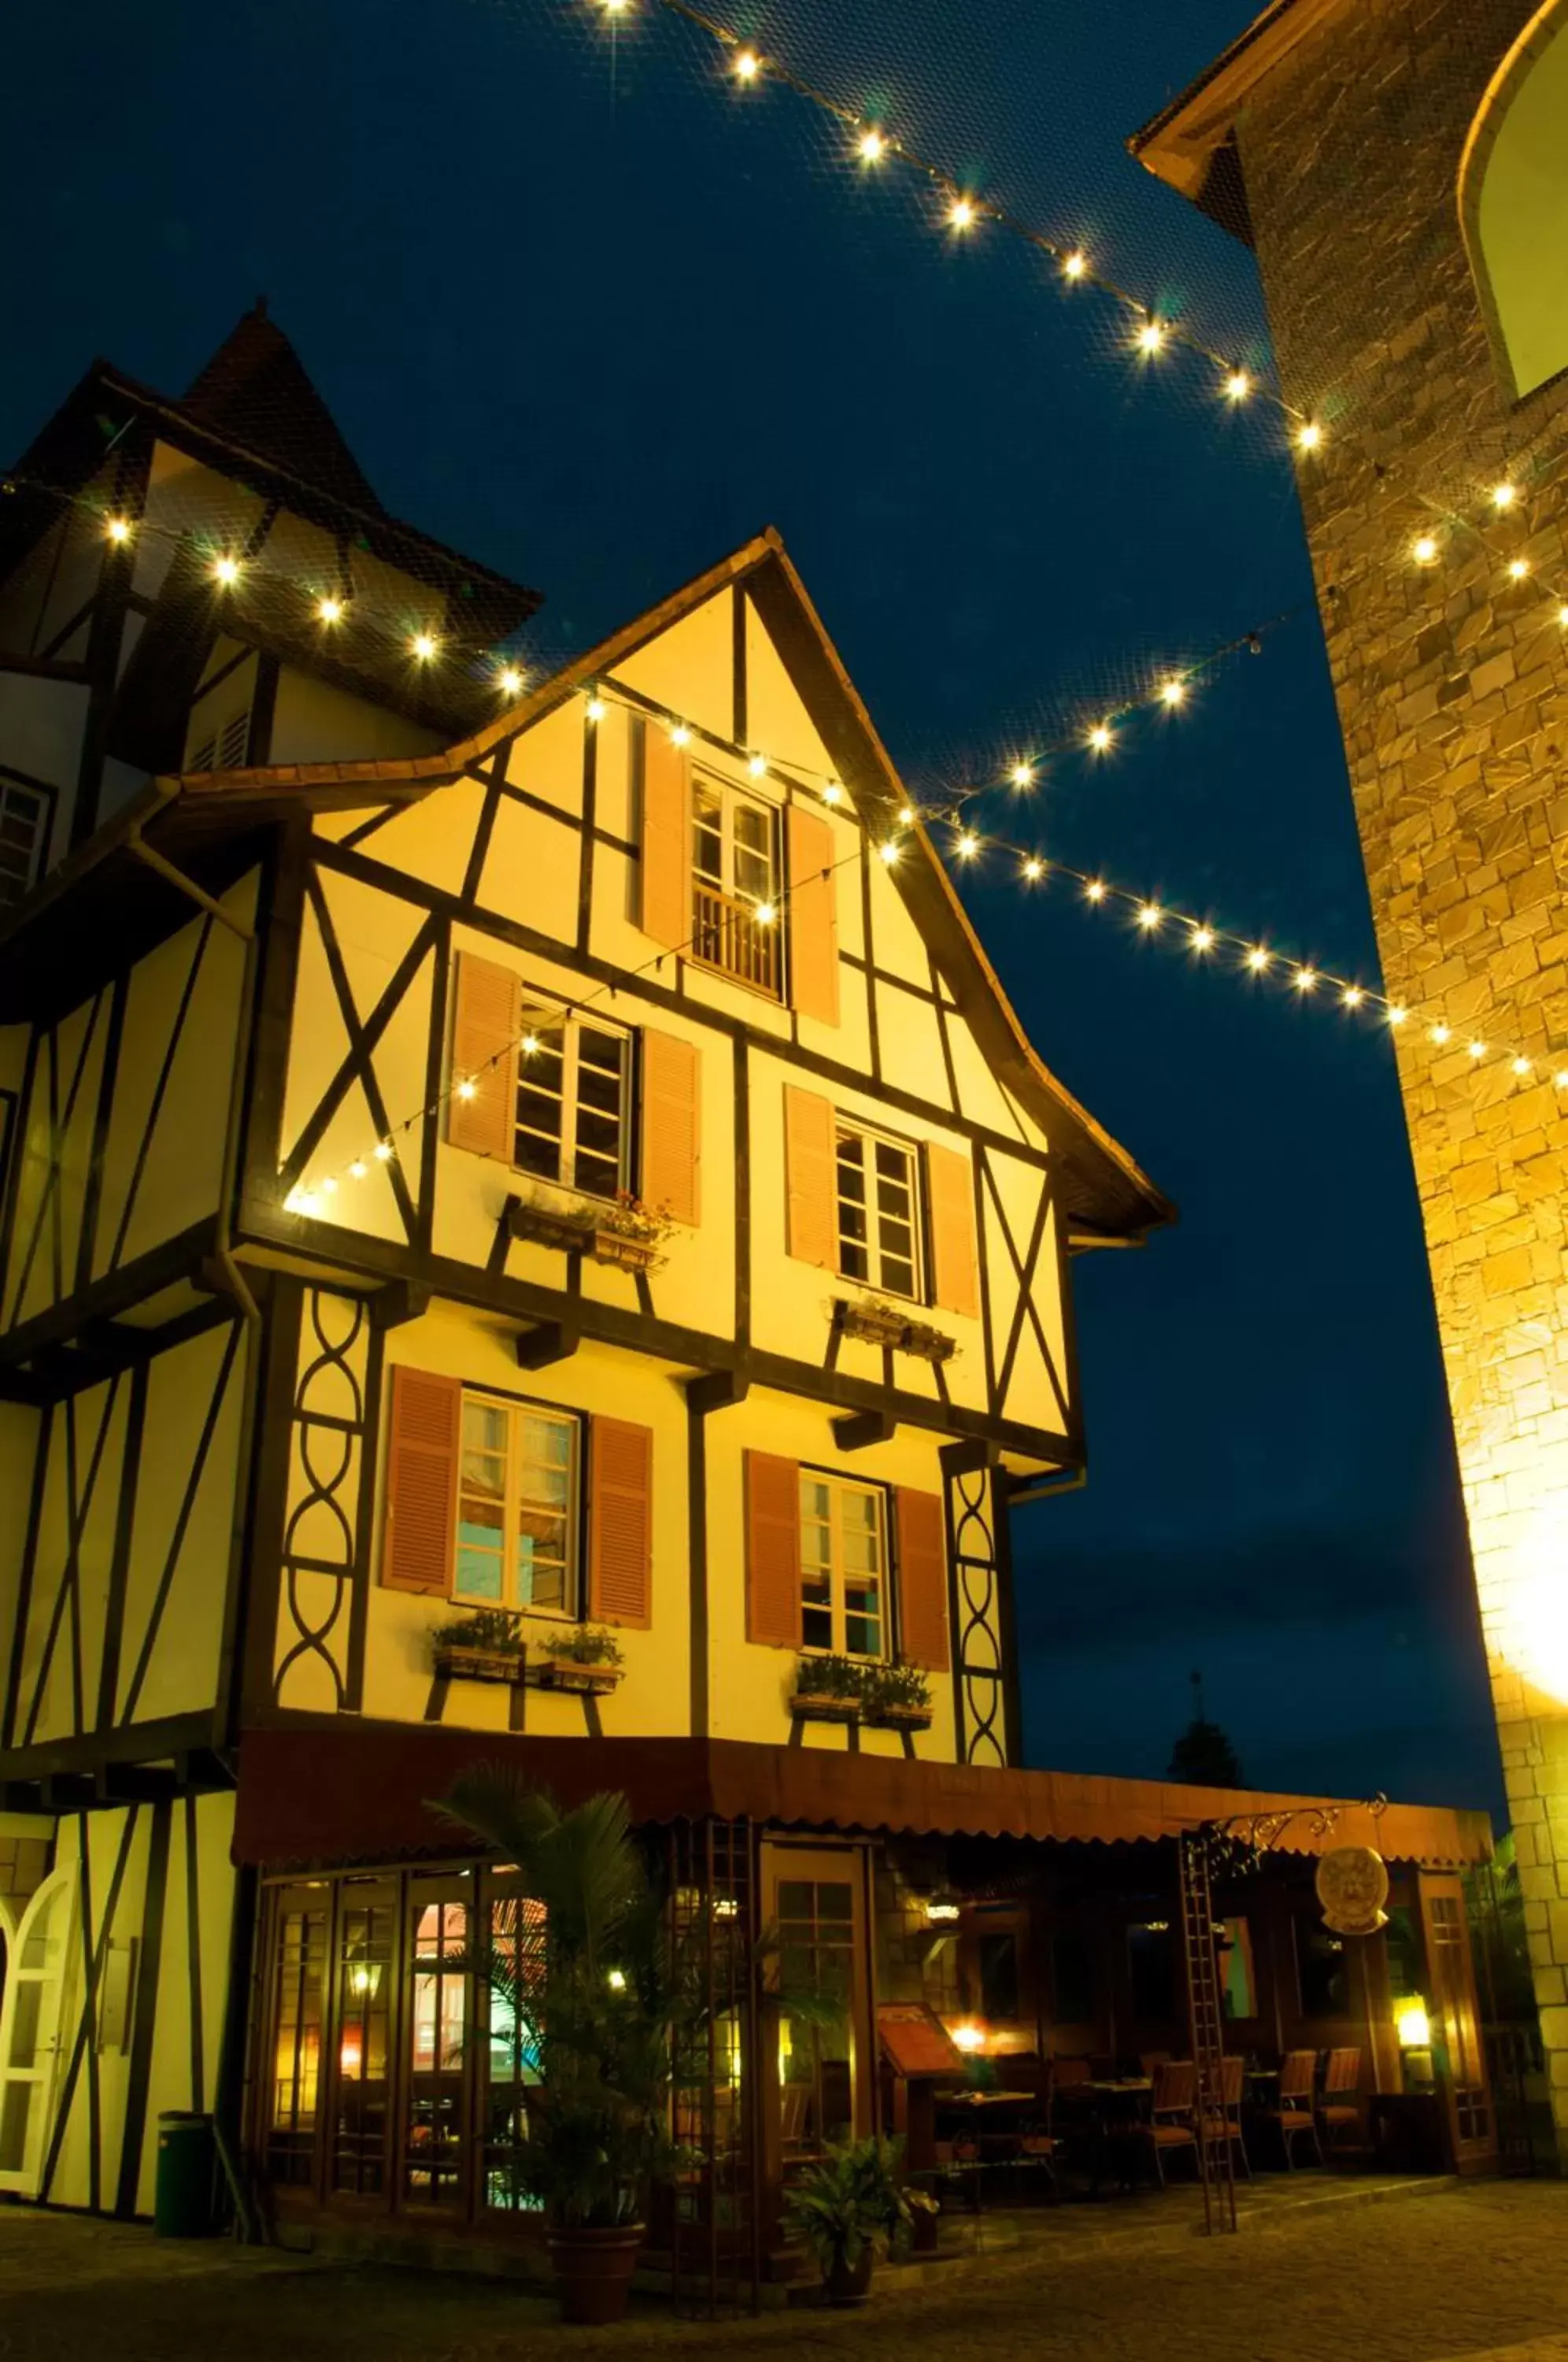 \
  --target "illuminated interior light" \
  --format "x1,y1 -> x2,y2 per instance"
1395,2000 -> 1431,2050
1294,966 -> 1318,992
1508,558 -> 1530,581
212,554 -> 240,586
1246,946 -> 1270,972
1010,761 -> 1035,789
1342,985 -> 1365,1008
456,1077 -> 477,1101
857,128 -> 886,162
1137,902 -> 1161,930
733,47 -> 759,78
949,197 -> 977,231
956,832 -> 979,860
951,2021 -> 986,2053
1023,857 -> 1045,882
411,631 -> 438,661
670,723 -> 690,746
923,1901 -> 960,1923
1492,483 -> 1517,511
1137,320 -> 1165,354
1190,924 -> 1215,953
1088,723 -> 1113,753
606,1968 -> 627,1991
1224,370 -> 1250,401
1412,535 -> 1438,565
105,516 -> 132,544
586,695 -> 606,722
1296,421 -> 1322,451
1085,879 -> 1107,902
1430,1024 -> 1452,1046
498,665 -> 524,696
1063,250 -> 1086,280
